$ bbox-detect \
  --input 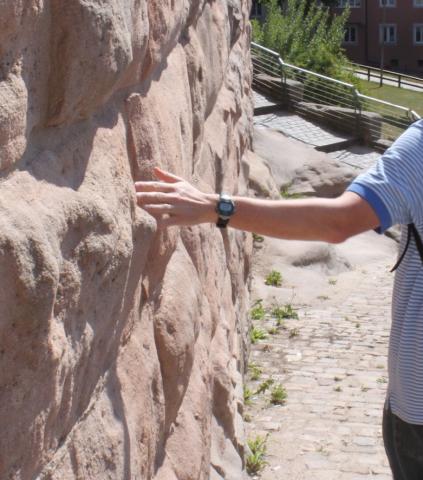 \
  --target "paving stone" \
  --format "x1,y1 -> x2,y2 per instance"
245,260 -> 393,478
